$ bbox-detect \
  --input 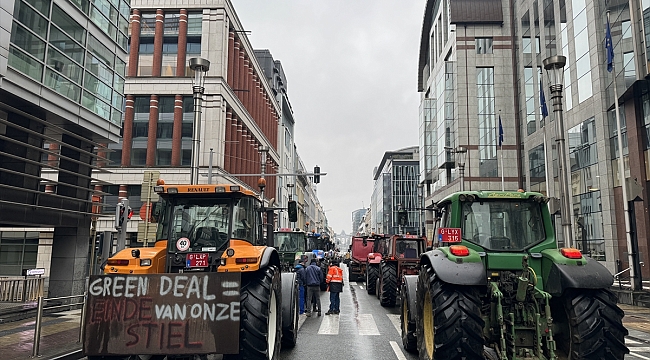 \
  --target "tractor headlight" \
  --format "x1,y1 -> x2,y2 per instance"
139,259 -> 152,266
